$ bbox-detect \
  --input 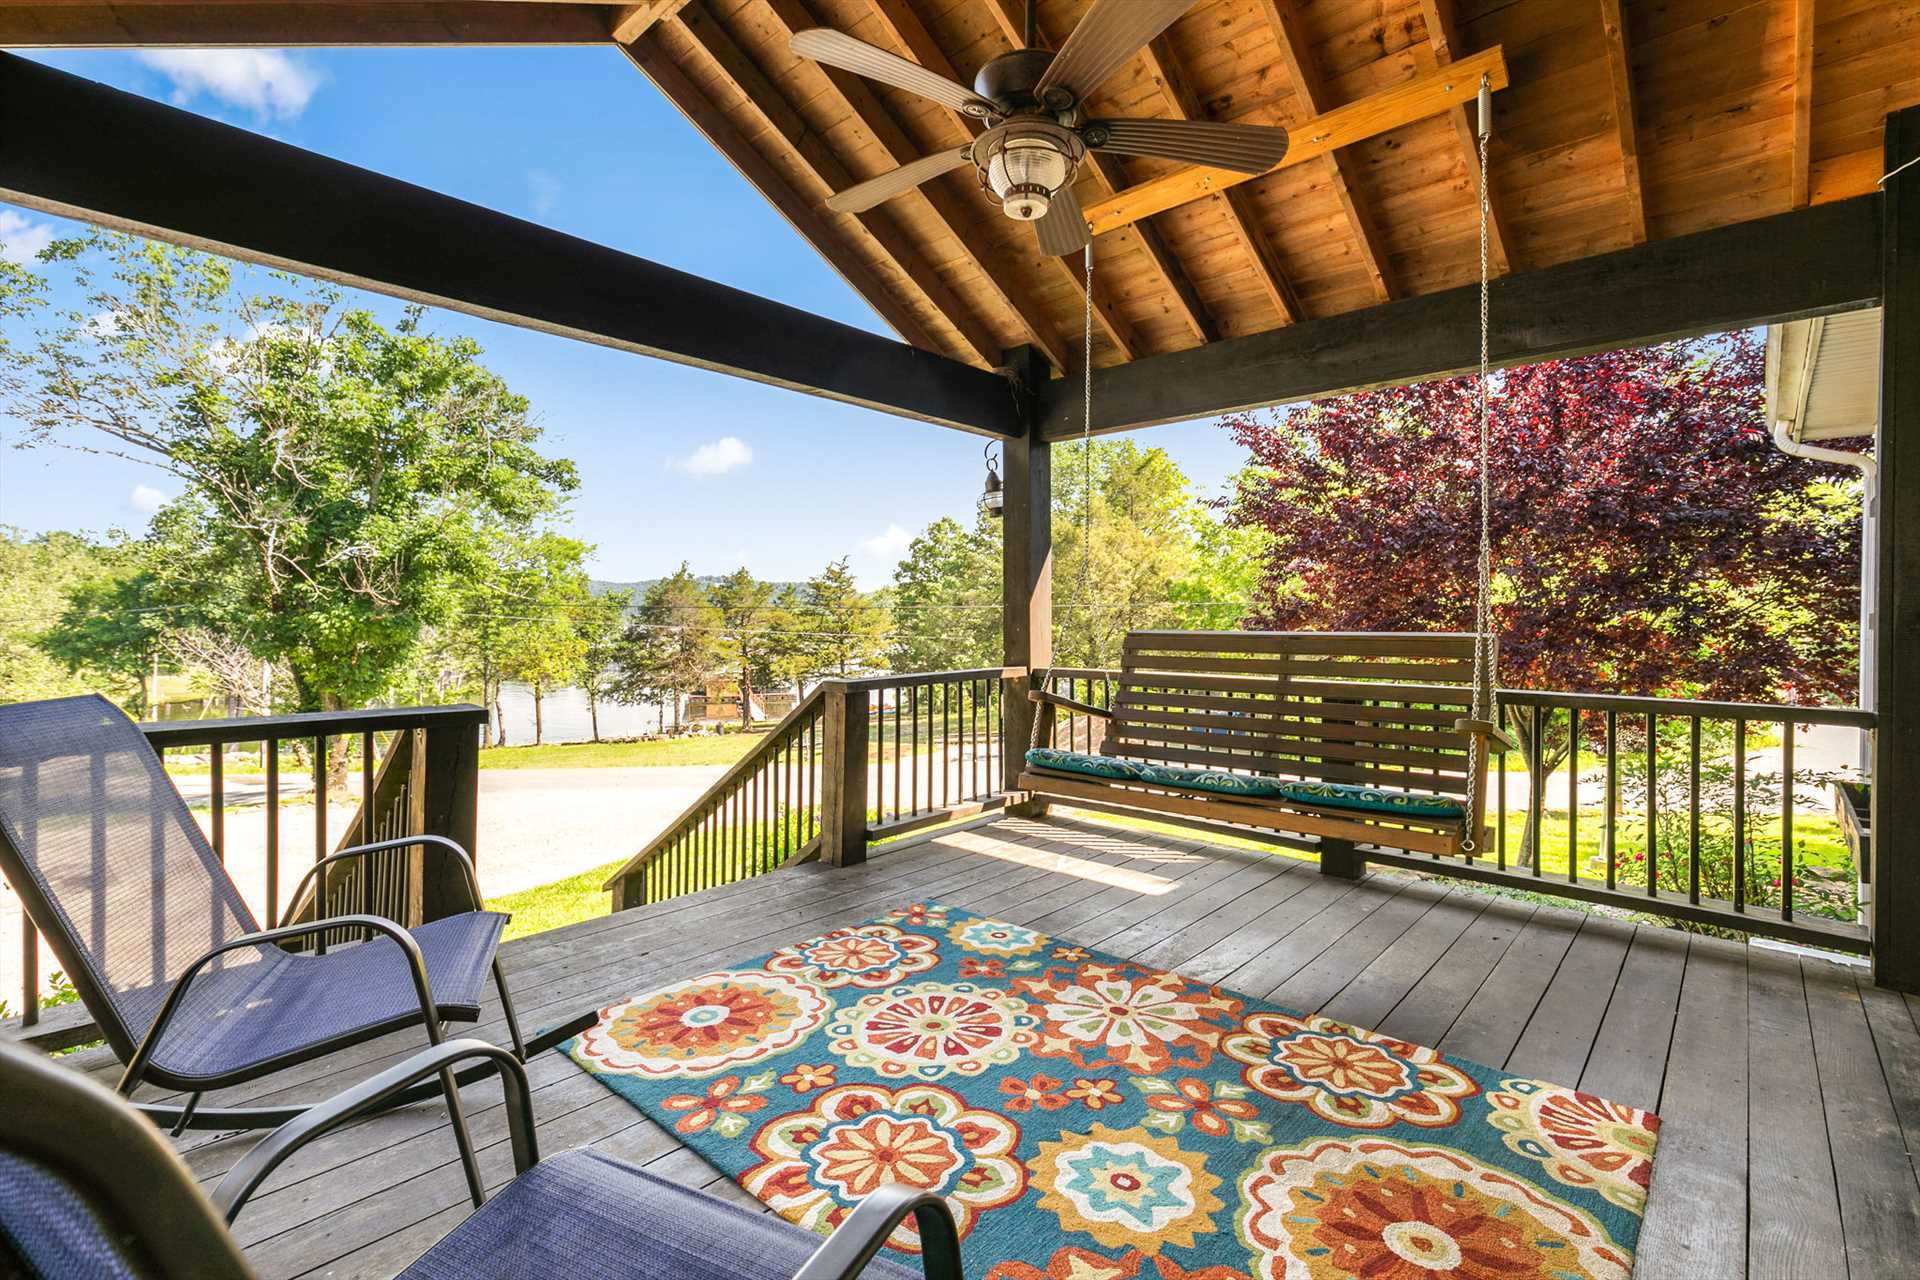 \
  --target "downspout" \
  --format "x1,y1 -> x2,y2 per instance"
1770,420 -> 1877,772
